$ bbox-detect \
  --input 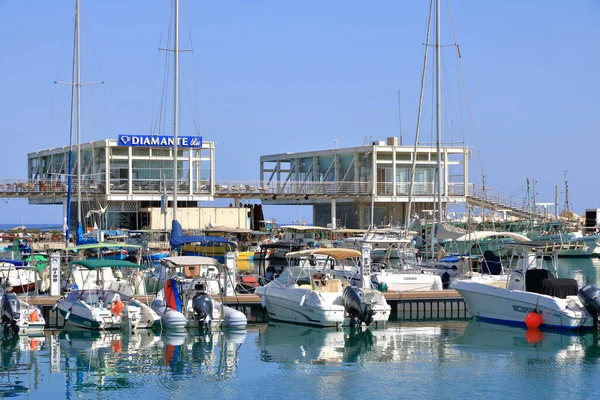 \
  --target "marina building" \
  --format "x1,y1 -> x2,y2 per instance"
259,137 -> 471,229
26,137 -> 249,231
23,136 -> 473,231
